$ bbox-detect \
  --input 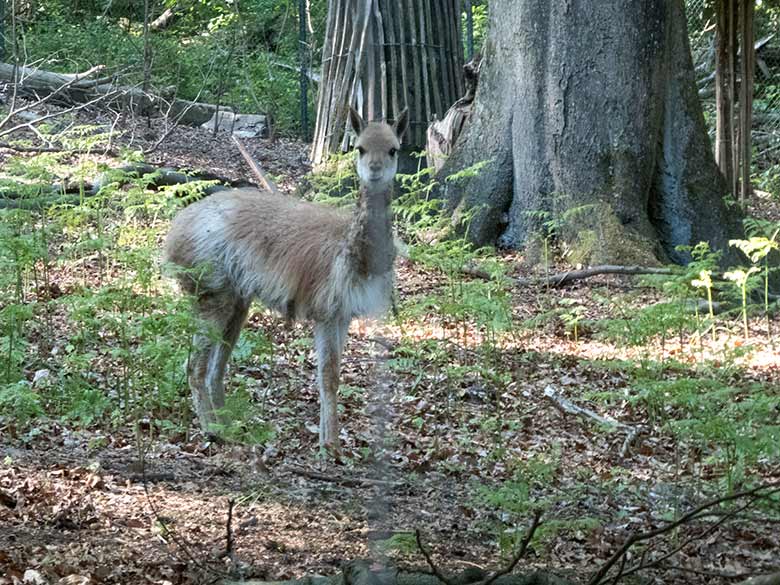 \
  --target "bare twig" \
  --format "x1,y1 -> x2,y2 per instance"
480,510 -> 543,585
140,448 -> 229,579
142,87 -> 206,155
415,529 -> 455,585
225,498 -> 236,558
286,464 -> 397,488
0,87 -> 123,138
588,483 -> 780,585
232,135 -> 281,195
617,494 -> 759,581
0,64 -> 106,131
